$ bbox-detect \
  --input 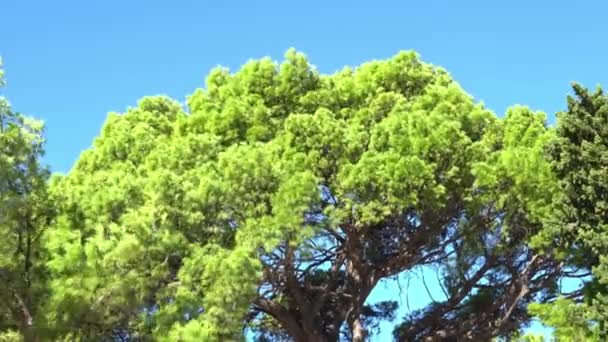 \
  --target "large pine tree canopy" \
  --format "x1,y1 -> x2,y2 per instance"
1,51 -> 608,341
